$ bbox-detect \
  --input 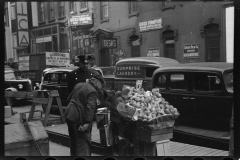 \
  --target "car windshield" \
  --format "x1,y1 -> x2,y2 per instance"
43,73 -> 68,84
223,71 -> 233,93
